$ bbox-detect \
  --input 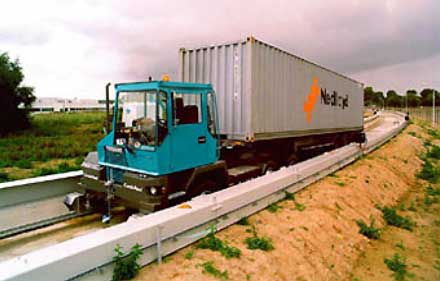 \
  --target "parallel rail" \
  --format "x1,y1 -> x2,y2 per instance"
0,112 -> 406,281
